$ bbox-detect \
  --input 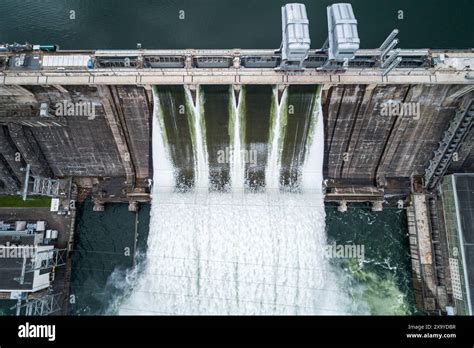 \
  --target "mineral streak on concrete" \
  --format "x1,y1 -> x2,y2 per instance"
0,85 -> 152,201
0,125 -> 23,193
322,84 -> 474,192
